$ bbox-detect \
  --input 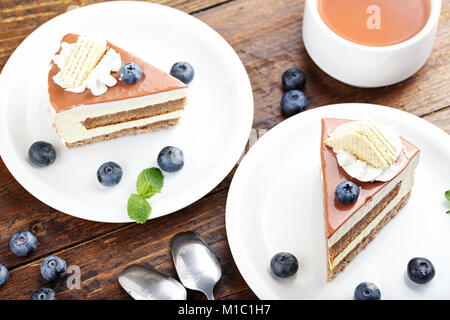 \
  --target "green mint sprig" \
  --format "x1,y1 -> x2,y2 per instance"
127,168 -> 164,223
446,190 -> 450,214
